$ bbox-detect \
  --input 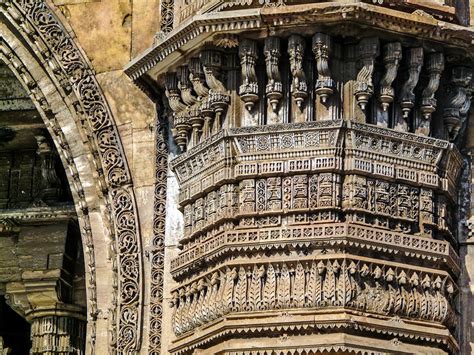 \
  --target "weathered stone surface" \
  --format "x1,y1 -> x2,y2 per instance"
54,0 -> 132,72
